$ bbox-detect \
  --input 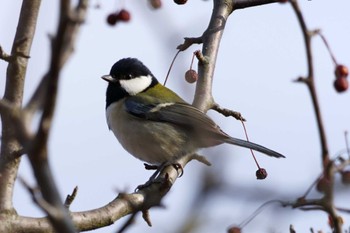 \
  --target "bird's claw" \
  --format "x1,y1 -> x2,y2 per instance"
135,162 -> 184,191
